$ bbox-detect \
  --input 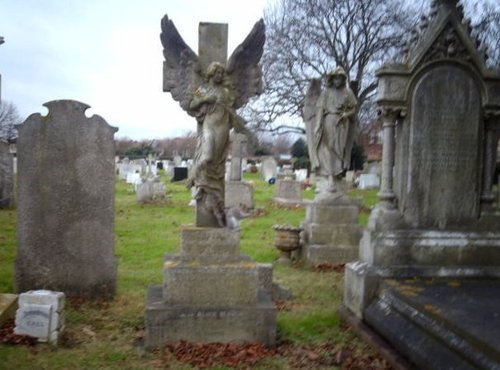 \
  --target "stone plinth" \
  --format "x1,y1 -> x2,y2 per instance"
301,194 -> 361,266
145,227 -> 276,349
225,181 -> 254,209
